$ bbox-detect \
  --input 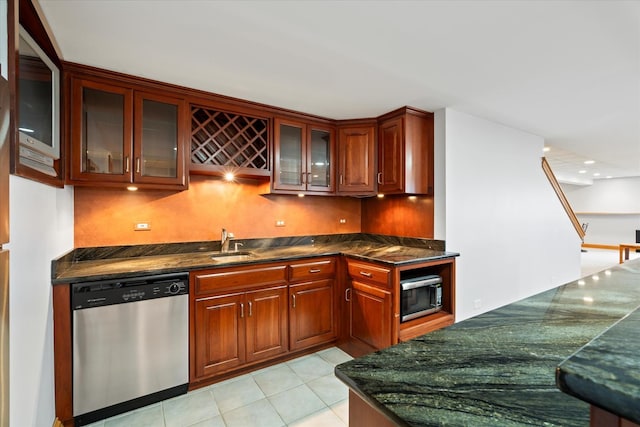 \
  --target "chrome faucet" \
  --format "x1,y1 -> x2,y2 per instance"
221,228 -> 232,253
